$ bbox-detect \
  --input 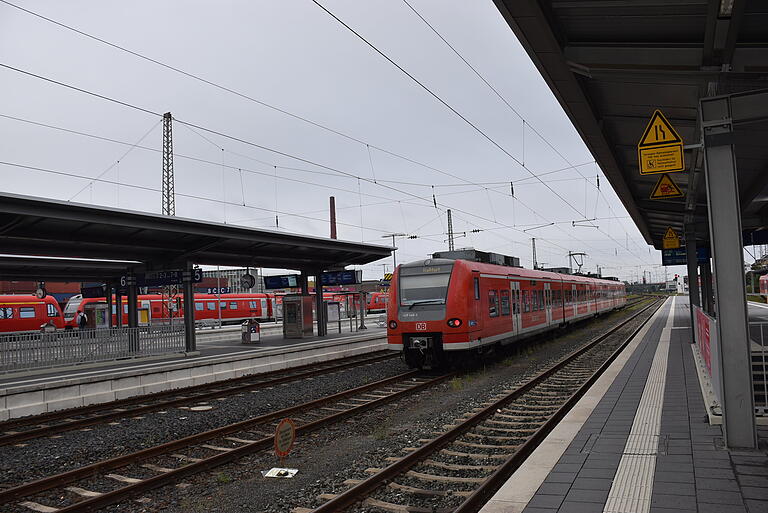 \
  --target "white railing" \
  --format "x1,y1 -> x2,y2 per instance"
0,325 -> 185,373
